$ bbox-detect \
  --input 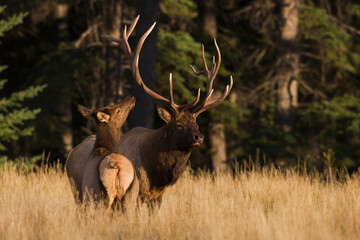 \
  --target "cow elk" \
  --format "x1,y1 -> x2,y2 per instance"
66,96 -> 138,210
103,16 -> 233,205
